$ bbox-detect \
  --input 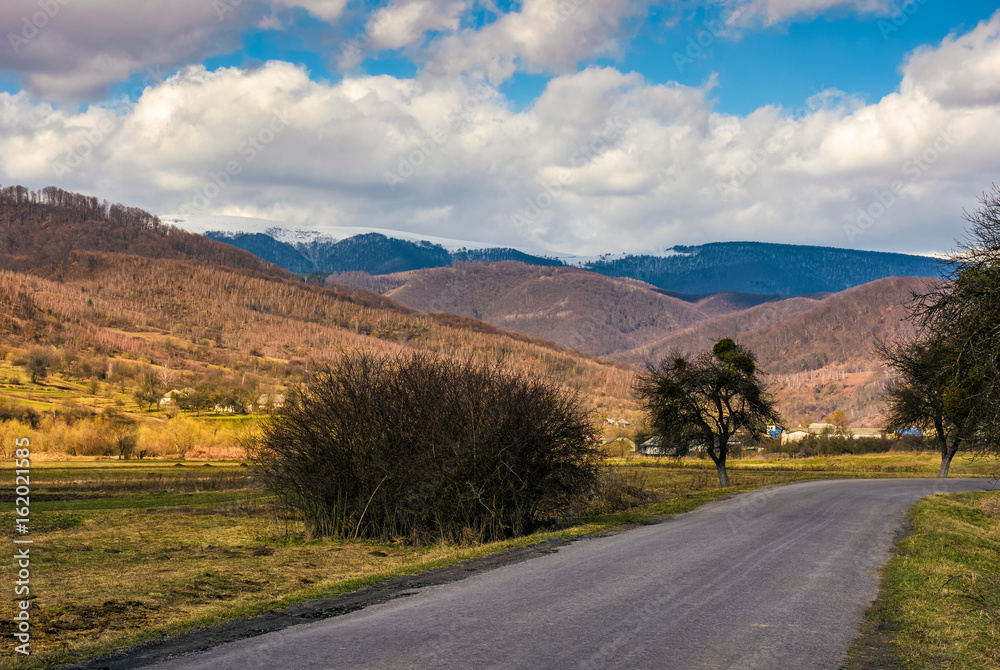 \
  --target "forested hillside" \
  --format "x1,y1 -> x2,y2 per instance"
337,257 -> 932,428
335,261 -> 709,356
582,242 -> 944,295
0,186 -> 285,280
0,185 -> 941,437
202,230 -> 561,275
622,276 -> 932,426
